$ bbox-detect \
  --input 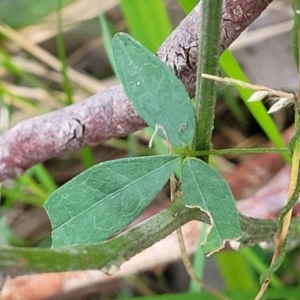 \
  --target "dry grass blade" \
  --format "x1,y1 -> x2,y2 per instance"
18,0 -> 119,44
0,24 -> 104,93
